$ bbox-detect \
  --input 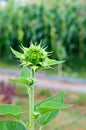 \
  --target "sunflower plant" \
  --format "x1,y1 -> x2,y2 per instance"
0,43 -> 70,130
